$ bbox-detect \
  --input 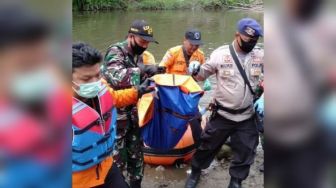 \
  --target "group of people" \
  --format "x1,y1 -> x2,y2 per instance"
72,17 -> 264,188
